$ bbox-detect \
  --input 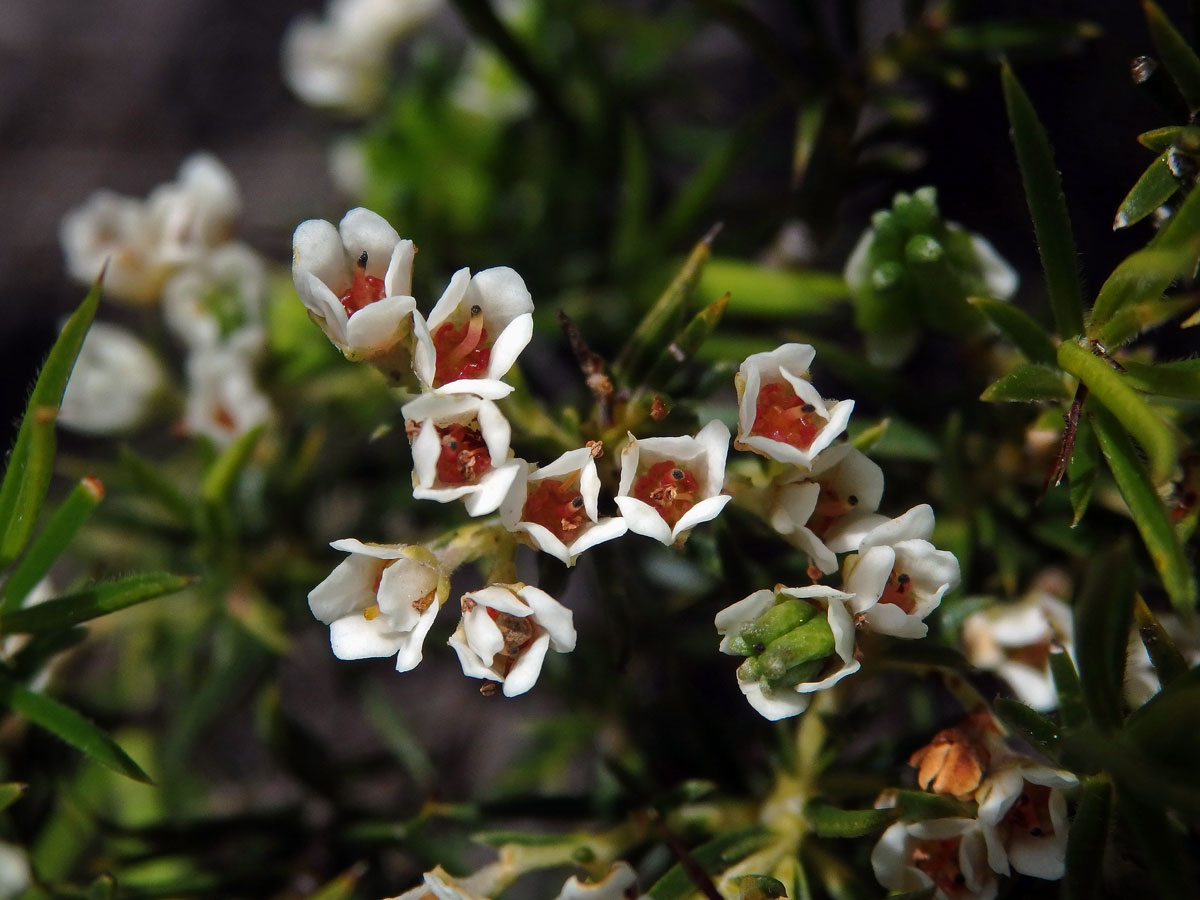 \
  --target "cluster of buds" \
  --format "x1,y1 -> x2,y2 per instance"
59,154 -> 273,445
715,344 -> 961,719
872,710 -> 1077,898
